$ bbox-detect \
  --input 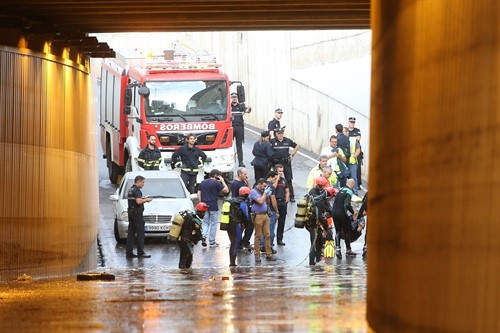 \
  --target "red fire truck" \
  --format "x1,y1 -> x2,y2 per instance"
100,50 -> 244,184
